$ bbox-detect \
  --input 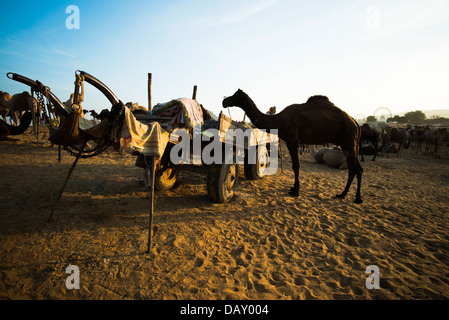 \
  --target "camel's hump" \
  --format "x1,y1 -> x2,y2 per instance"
307,95 -> 330,103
